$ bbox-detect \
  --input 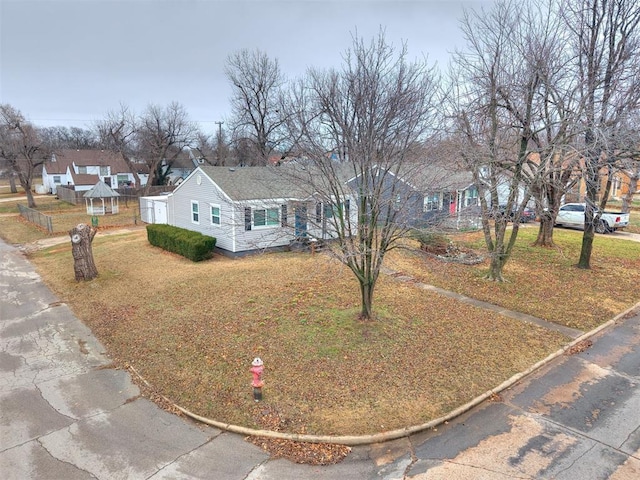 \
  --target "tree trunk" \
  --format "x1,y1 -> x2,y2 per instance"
578,158 -> 599,269
9,175 -> 17,194
621,174 -> 638,213
533,213 -> 555,247
24,187 -> 37,209
359,281 -> 375,320
486,248 -> 507,282
69,224 -> 98,281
